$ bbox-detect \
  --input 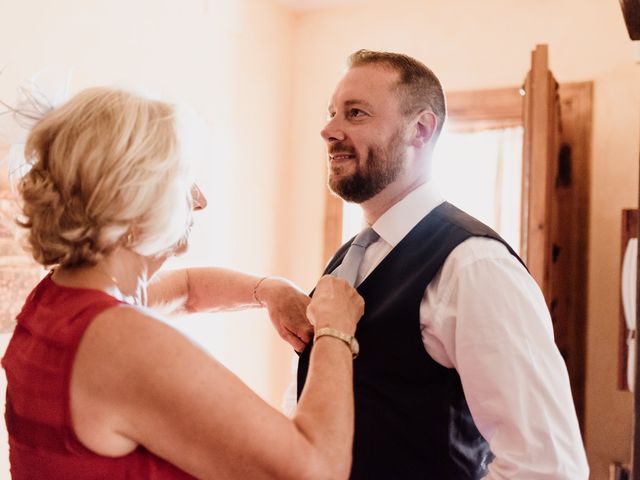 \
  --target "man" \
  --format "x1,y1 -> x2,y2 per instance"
296,50 -> 589,479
